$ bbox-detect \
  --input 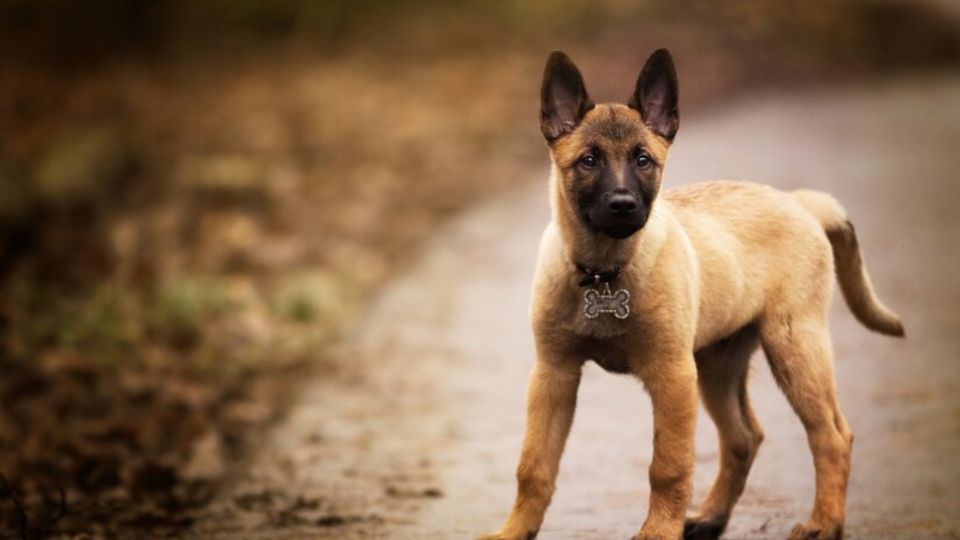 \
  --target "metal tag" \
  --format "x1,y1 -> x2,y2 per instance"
584,282 -> 630,319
